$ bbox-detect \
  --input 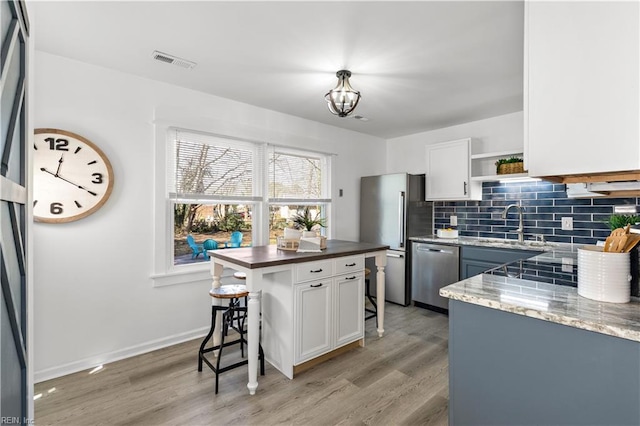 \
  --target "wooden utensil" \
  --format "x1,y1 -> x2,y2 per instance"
612,235 -> 628,252
605,234 -> 628,252
611,227 -> 627,236
623,234 -> 640,252
604,235 -> 613,252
